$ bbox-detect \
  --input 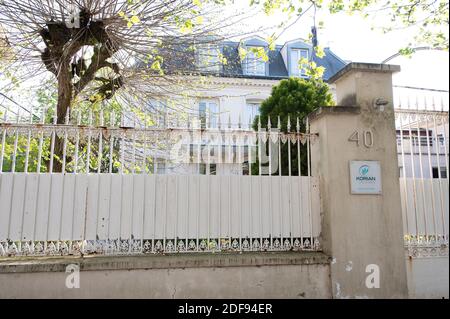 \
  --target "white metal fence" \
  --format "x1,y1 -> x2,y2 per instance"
0,108 -> 321,256
0,108 -> 316,176
0,173 -> 320,256
395,104 -> 449,257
